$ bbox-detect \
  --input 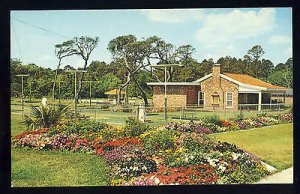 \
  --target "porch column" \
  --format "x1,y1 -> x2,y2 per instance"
283,92 -> 286,104
258,91 -> 262,111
